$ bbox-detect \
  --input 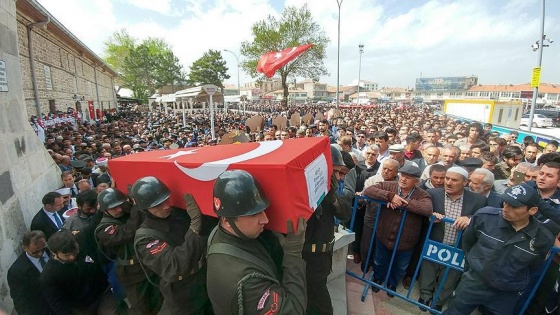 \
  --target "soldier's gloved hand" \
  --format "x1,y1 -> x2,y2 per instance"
183,194 -> 202,234
324,173 -> 339,203
275,217 -> 307,257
